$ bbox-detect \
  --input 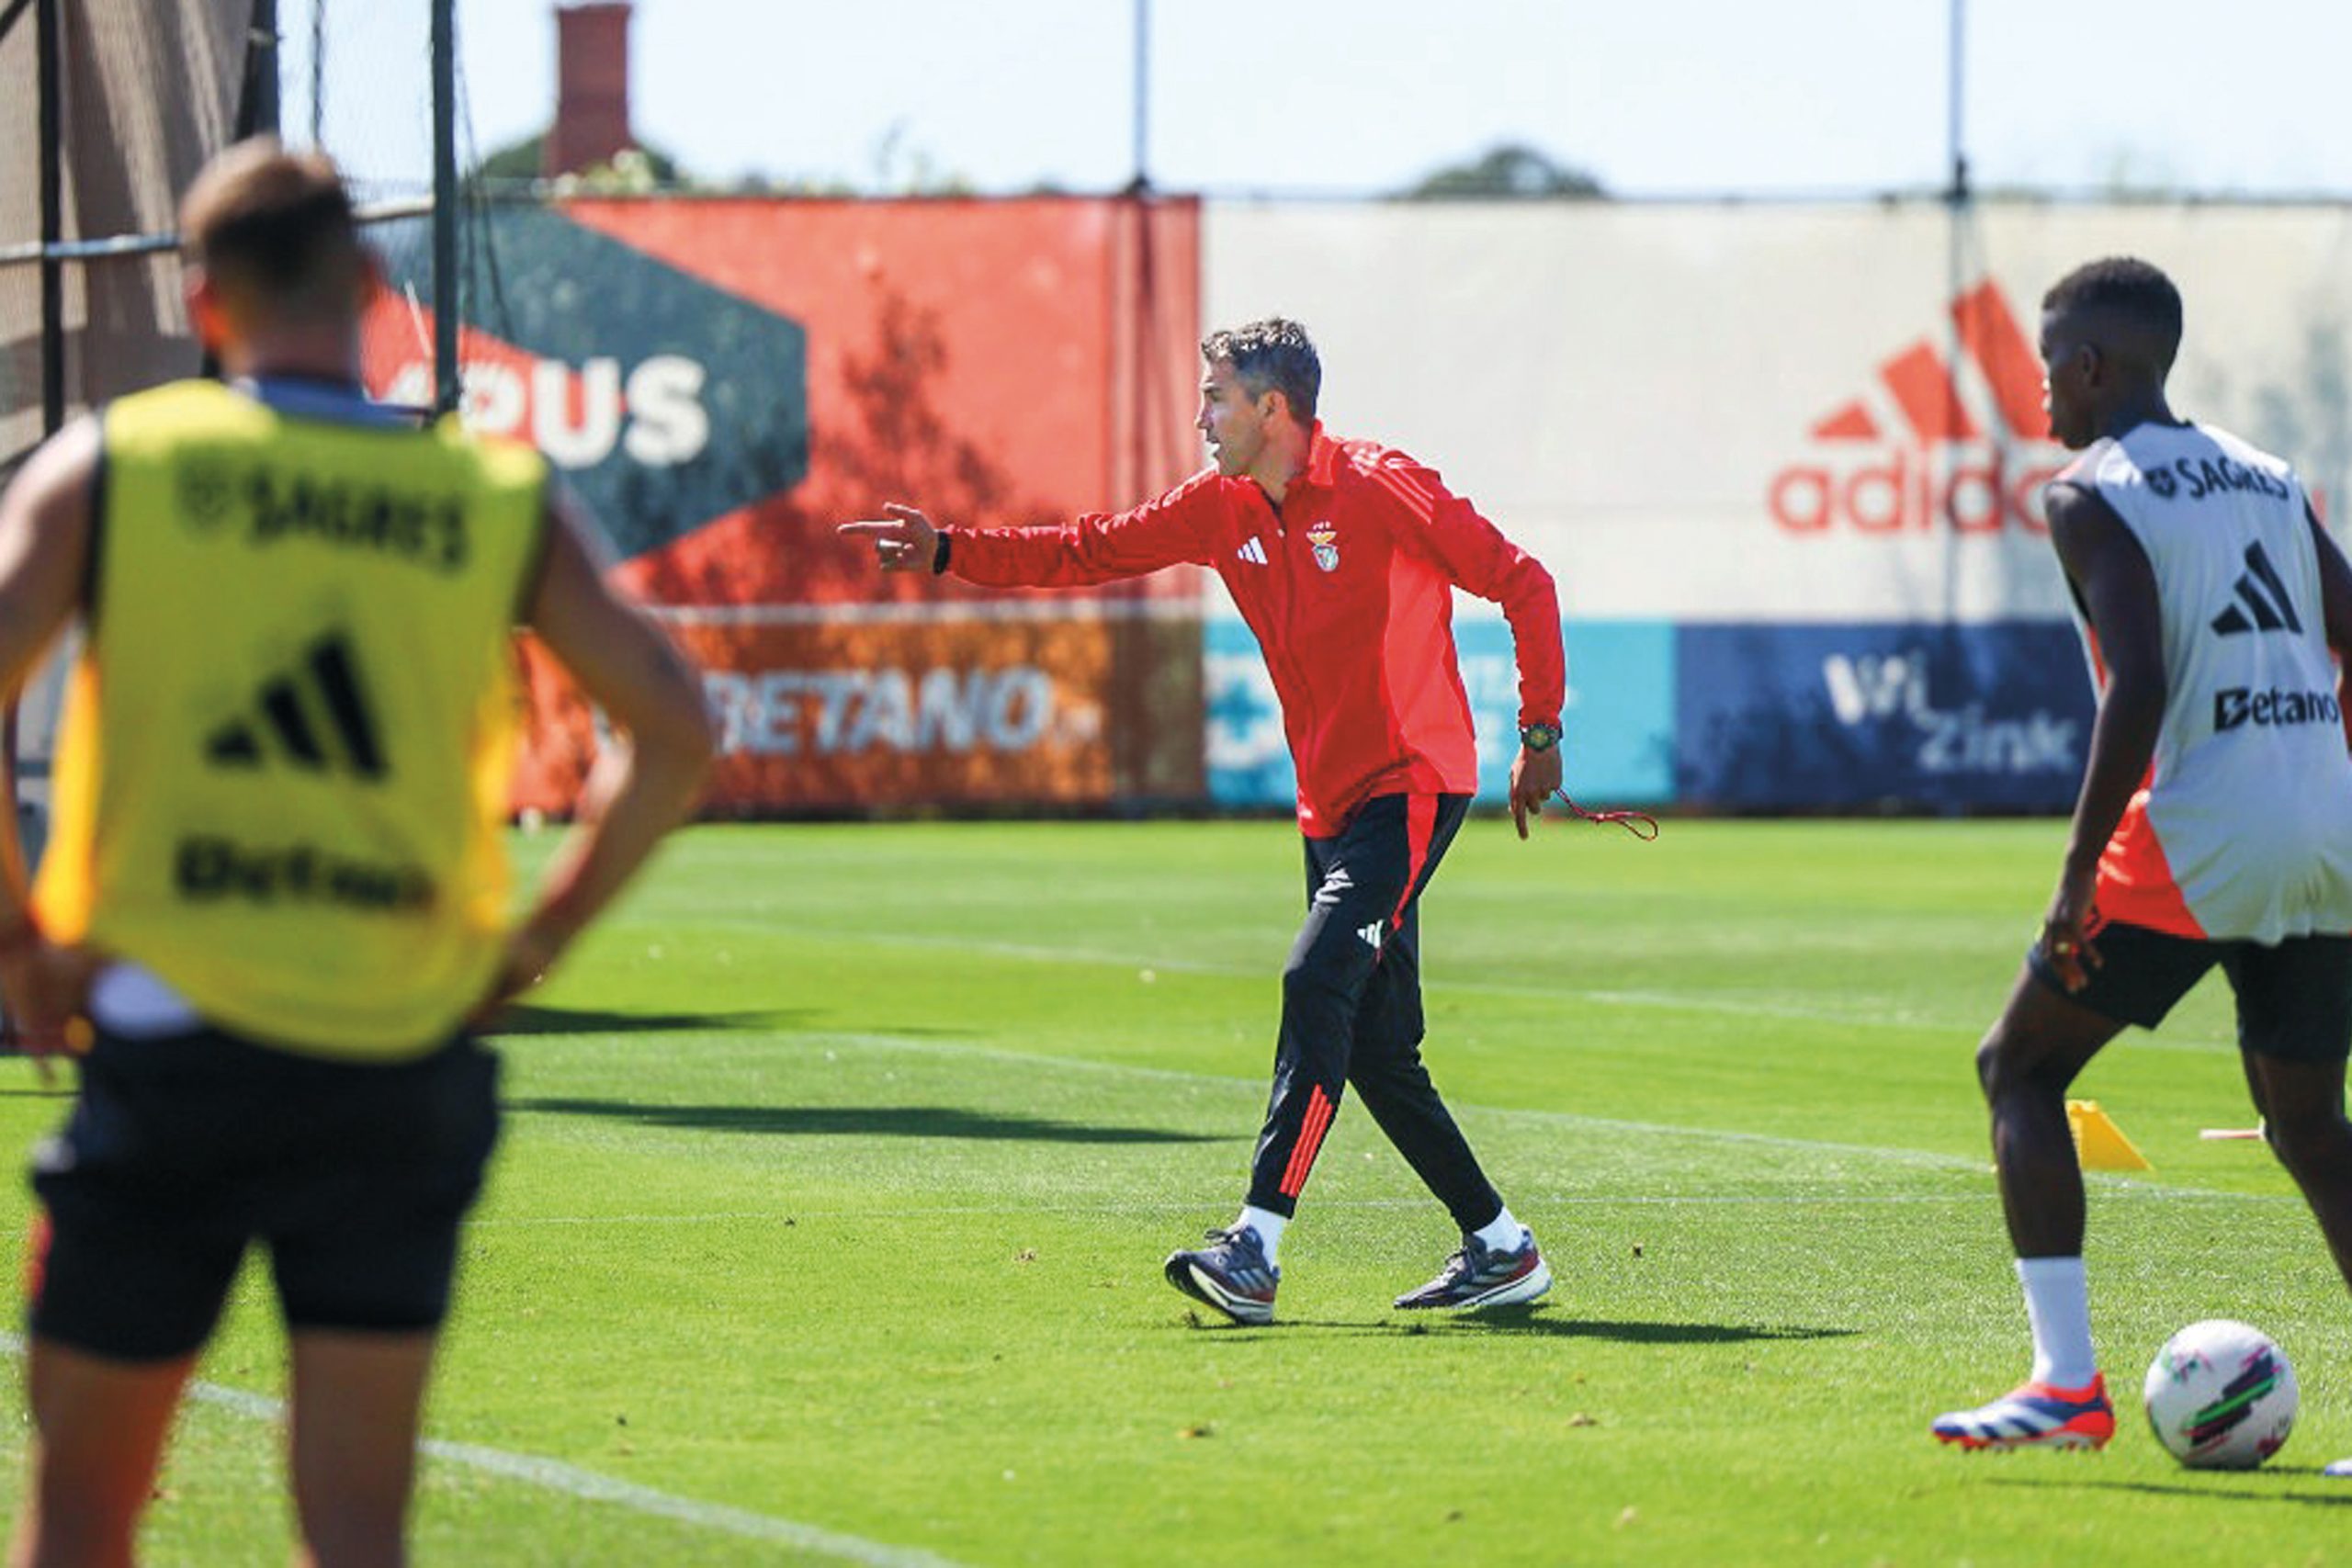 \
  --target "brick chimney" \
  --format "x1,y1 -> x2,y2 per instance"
545,3 -> 634,177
